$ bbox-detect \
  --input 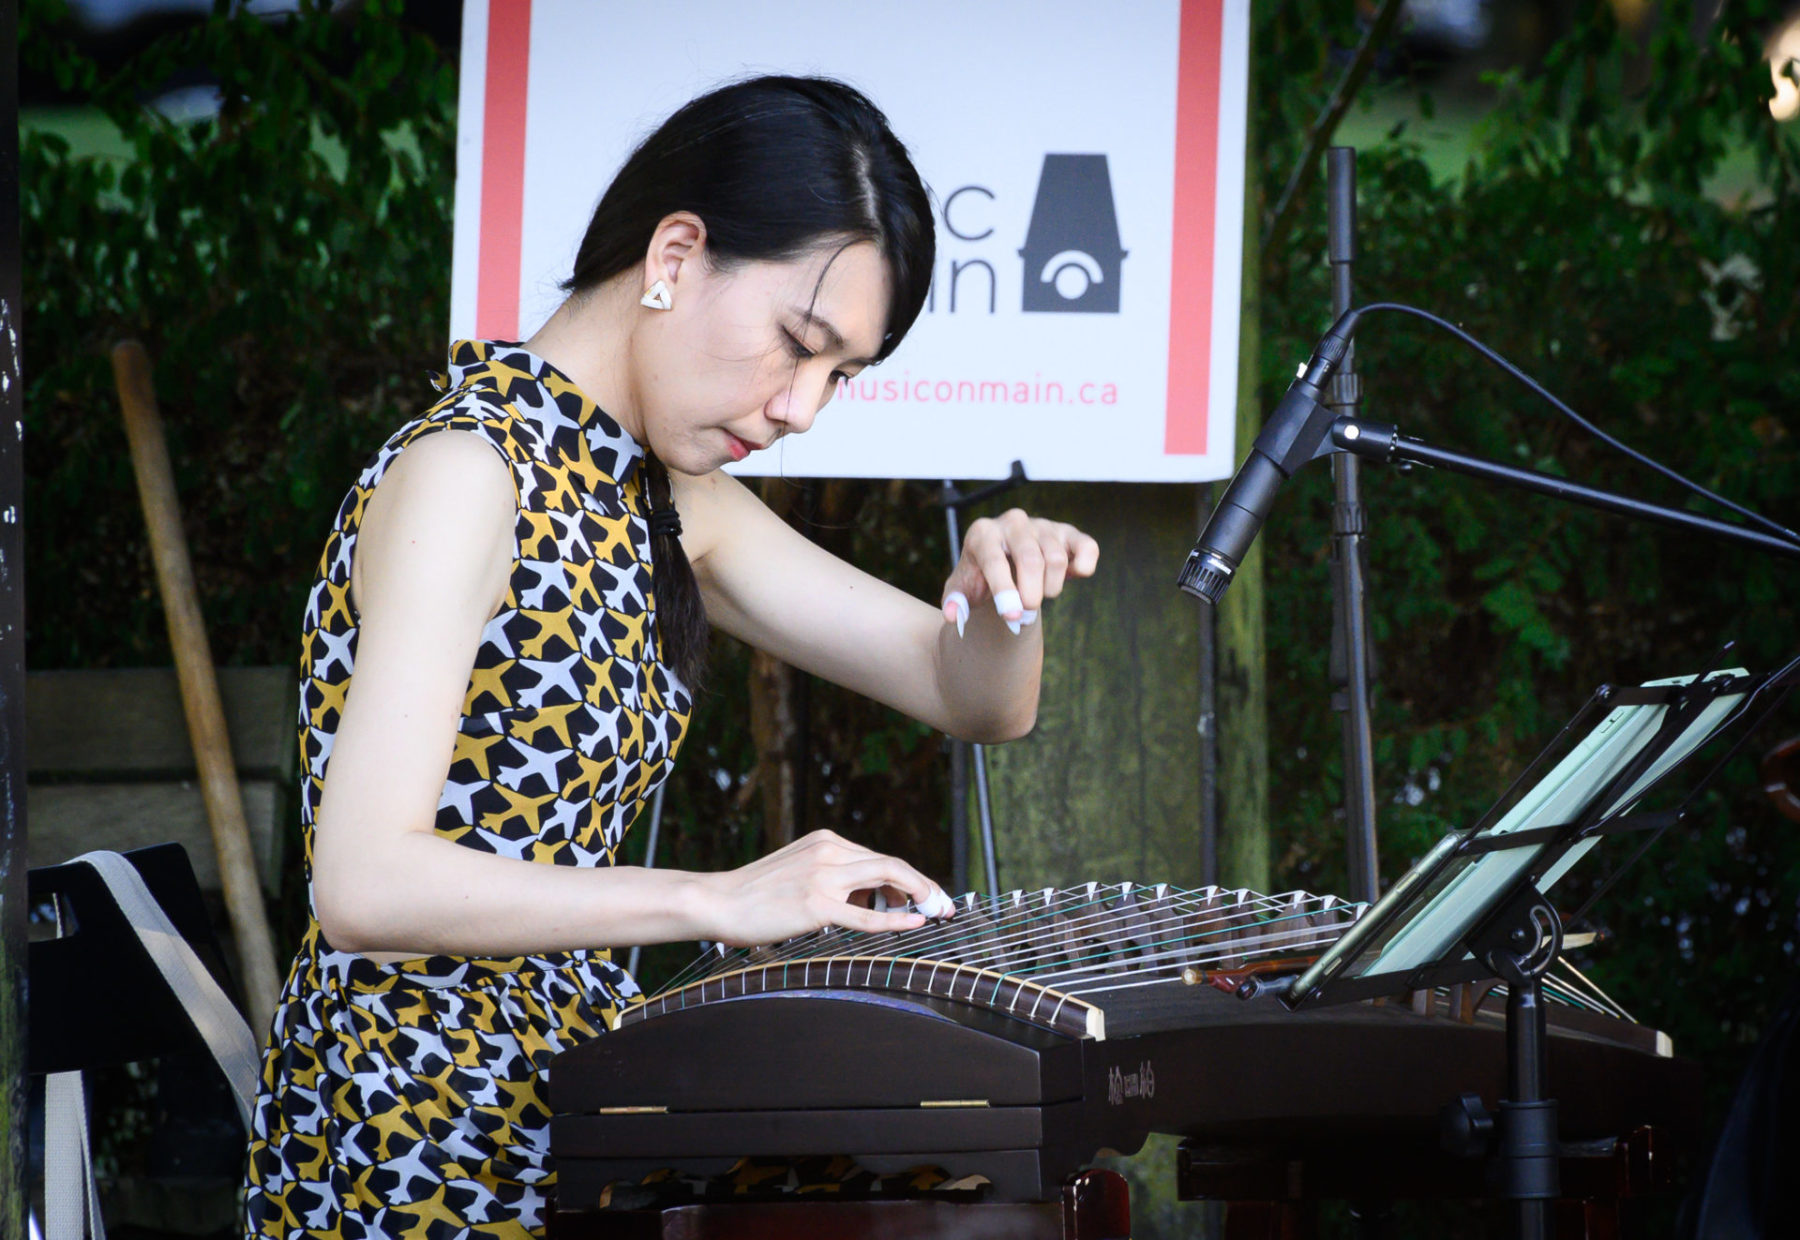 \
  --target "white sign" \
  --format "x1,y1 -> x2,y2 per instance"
452,0 -> 1248,483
